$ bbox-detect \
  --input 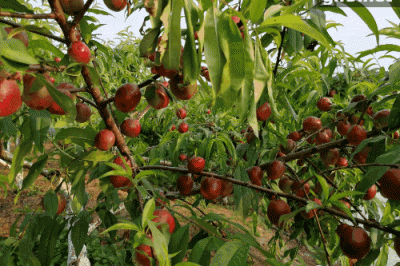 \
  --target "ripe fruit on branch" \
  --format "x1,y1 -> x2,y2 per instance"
68,41 -> 91,64
220,180 -> 233,197
200,177 -> 222,200
336,223 -> 351,239
280,139 -> 295,153
287,131 -> 302,142
339,226 -> 371,260
145,83 -> 170,109
177,175 -> 193,195
179,154 -> 187,162
206,109 -> 211,114
347,125 -> 367,146
337,120 -> 351,136
42,193 -> 67,215
320,148 -> 339,166
121,119 -> 141,137
247,166 -> 263,185
336,157 -> 348,167
114,84 -> 141,113
0,76 -> 22,117
316,130 -> 331,145
75,102 -> 91,123
169,74 -> 198,100
353,146 -> 370,164
187,156 -> 205,173
300,198 -> 322,219
144,0 -> 158,16
278,177 -> 293,193
152,209 -> 175,234
4,27 -> 29,48
104,0 -> 127,11
267,199 -> 291,226
176,108 -> 187,119
349,114 -> 364,126
359,183 -> 377,200
178,122 -> 189,133
59,0 -> 84,15
22,73 -> 54,110
379,169 -> 400,200
328,90 -> 336,97
277,151 -> 285,158
47,84 -> 75,115
373,109 -> 390,129
366,106 -> 373,116
317,97 -> 332,111
110,156 -> 132,188
350,94 -> 368,111
292,180 -> 311,195
266,160 -> 285,180
135,243 -> 154,266
170,124 -> 176,131
256,101 -> 272,121
94,129 -> 115,151
303,116 -> 322,133
55,57 -> 61,63
200,67 -> 210,81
